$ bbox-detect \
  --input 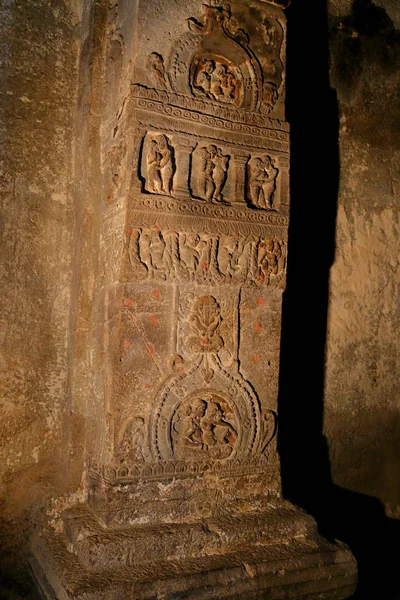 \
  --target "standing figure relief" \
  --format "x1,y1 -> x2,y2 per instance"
248,155 -> 279,210
129,229 -> 285,285
196,145 -> 230,204
145,134 -> 175,196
